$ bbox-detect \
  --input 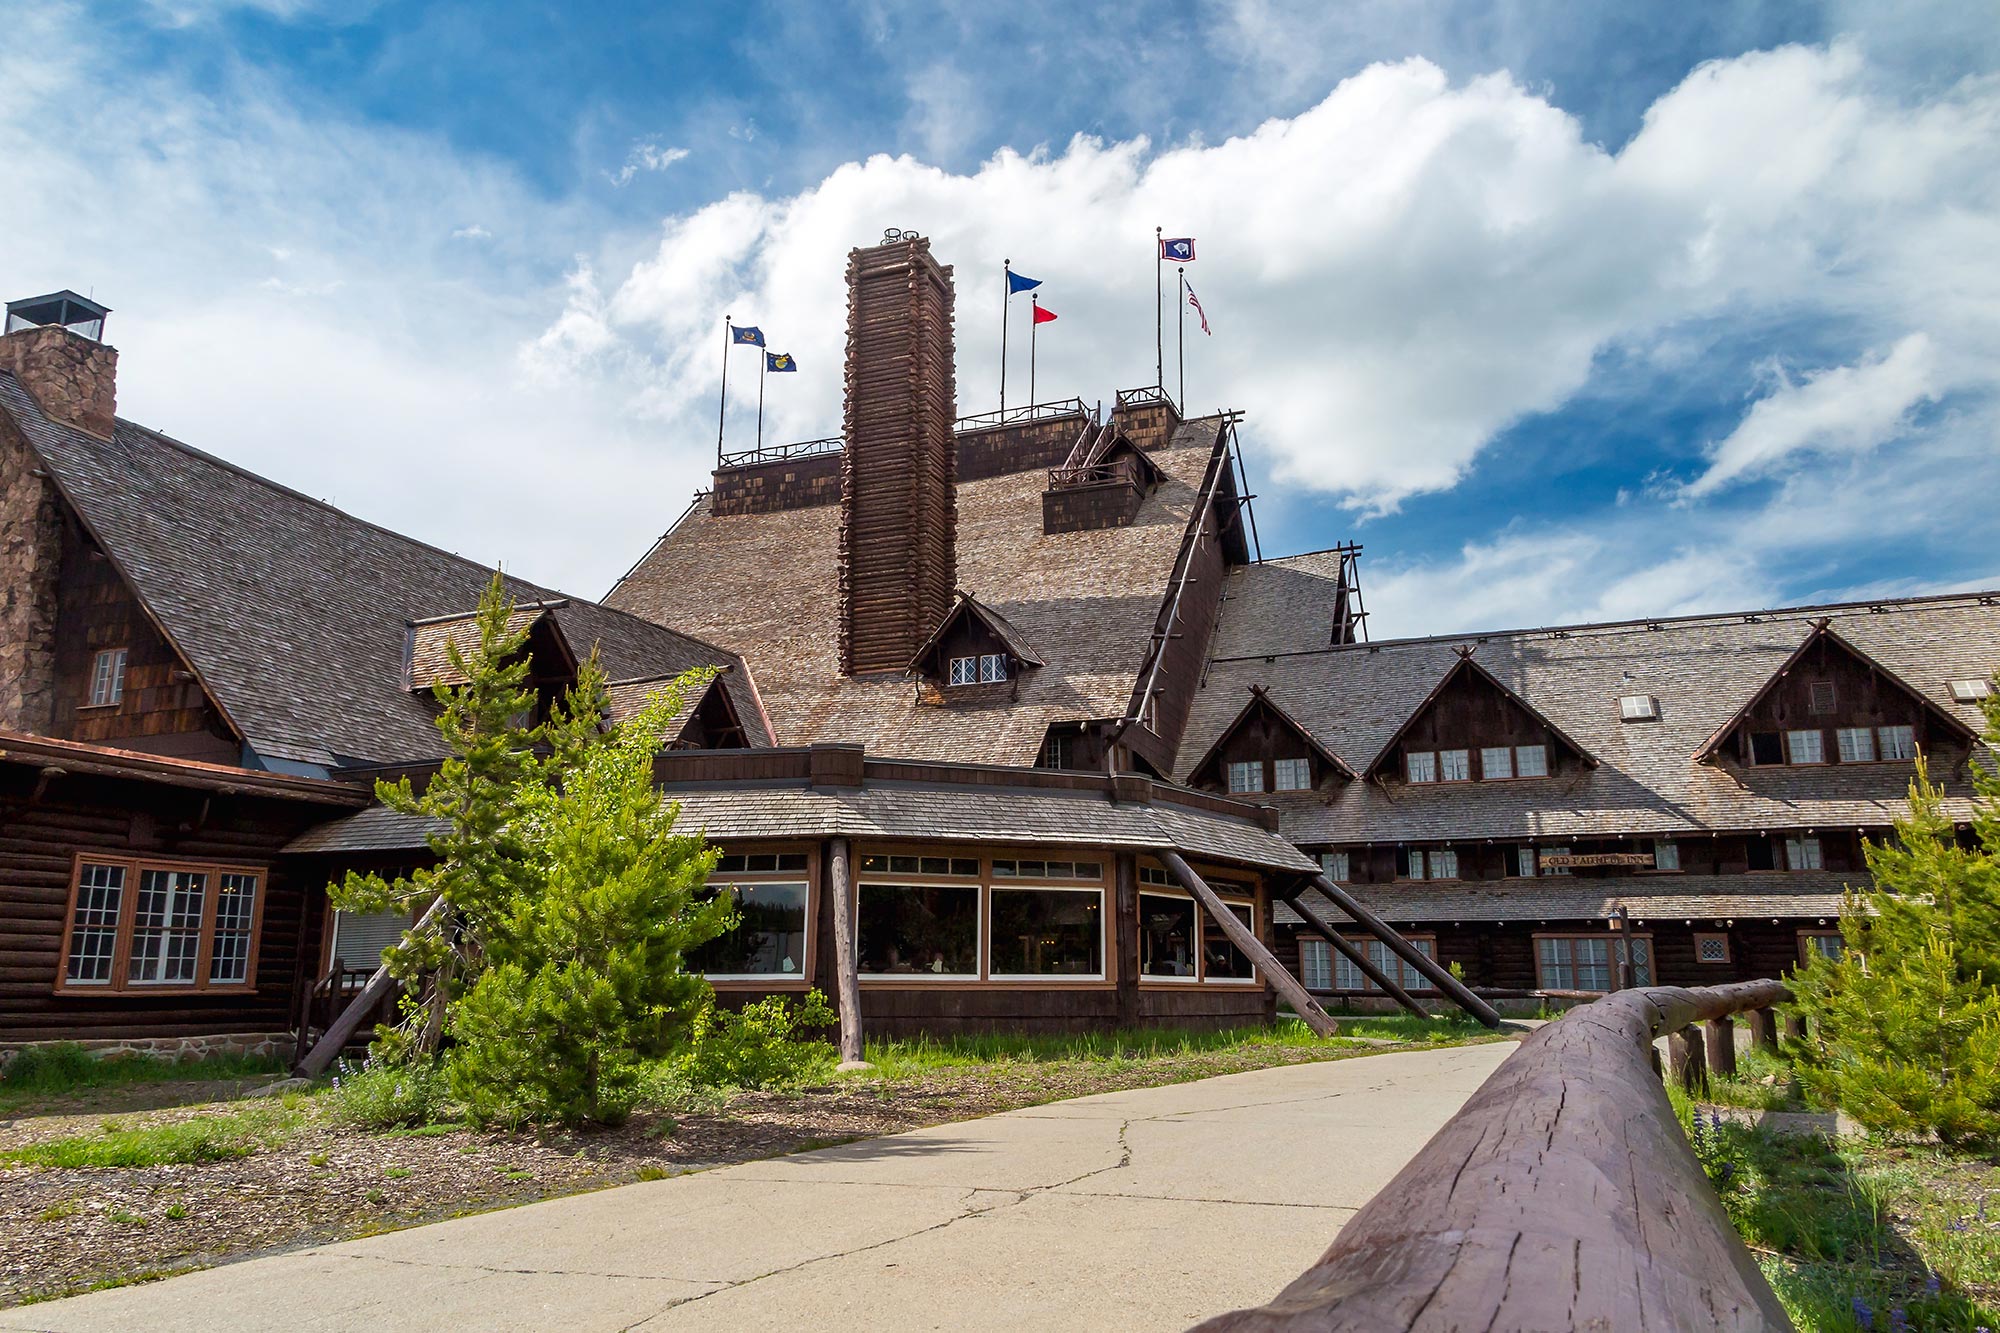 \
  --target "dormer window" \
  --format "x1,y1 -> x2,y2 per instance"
89,648 -> 128,706
1785,729 -> 1825,764
911,593 -> 1042,700
1272,757 -> 1311,791
1226,761 -> 1262,794
1949,679 -> 1992,703
948,654 -> 1008,686
1366,655 -> 1592,788
1406,751 -> 1437,783
1186,686 -> 1355,797
1439,749 -> 1471,782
